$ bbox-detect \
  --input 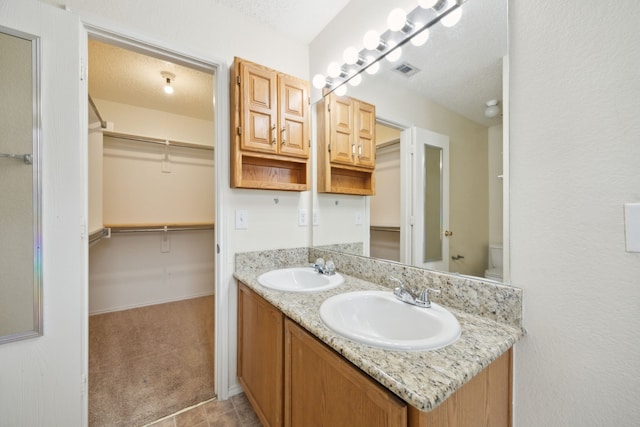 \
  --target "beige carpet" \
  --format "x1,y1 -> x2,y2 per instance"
89,296 -> 215,427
